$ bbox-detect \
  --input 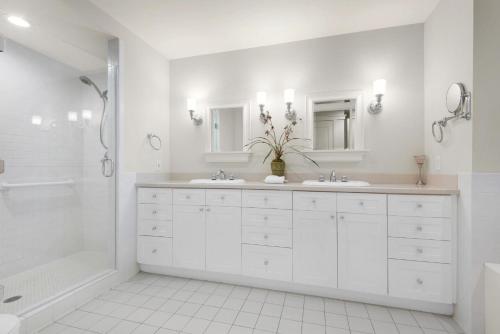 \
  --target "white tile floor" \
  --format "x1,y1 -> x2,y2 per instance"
37,272 -> 464,334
